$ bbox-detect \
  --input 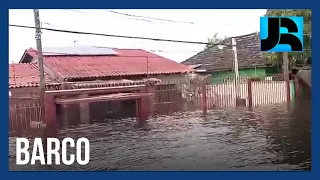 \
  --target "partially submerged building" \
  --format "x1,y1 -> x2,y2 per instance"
11,46 -> 192,129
